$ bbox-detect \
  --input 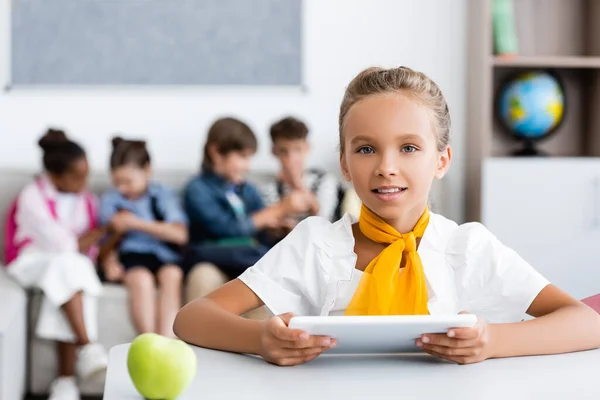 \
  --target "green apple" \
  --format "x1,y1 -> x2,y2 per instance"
127,333 -> 197,400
